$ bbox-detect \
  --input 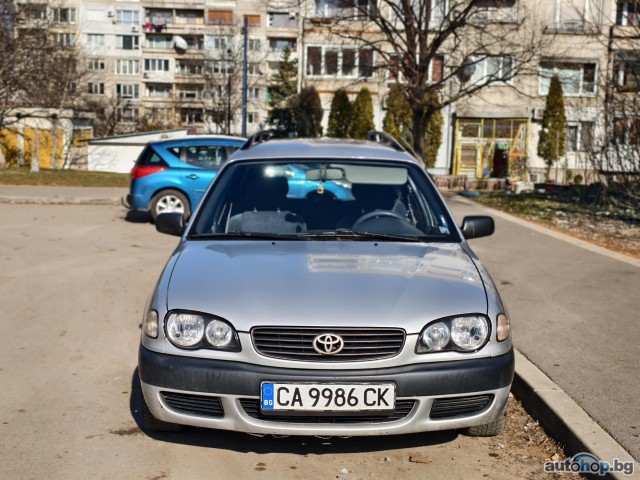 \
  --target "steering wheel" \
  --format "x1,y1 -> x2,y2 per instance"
352,210 -> 407,228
